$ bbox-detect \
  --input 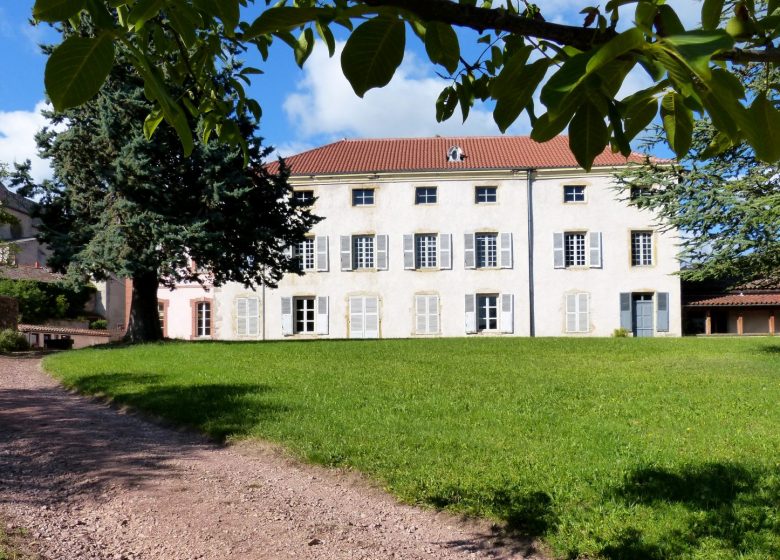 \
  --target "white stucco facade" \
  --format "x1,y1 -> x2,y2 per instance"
157,165 -> 682,340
